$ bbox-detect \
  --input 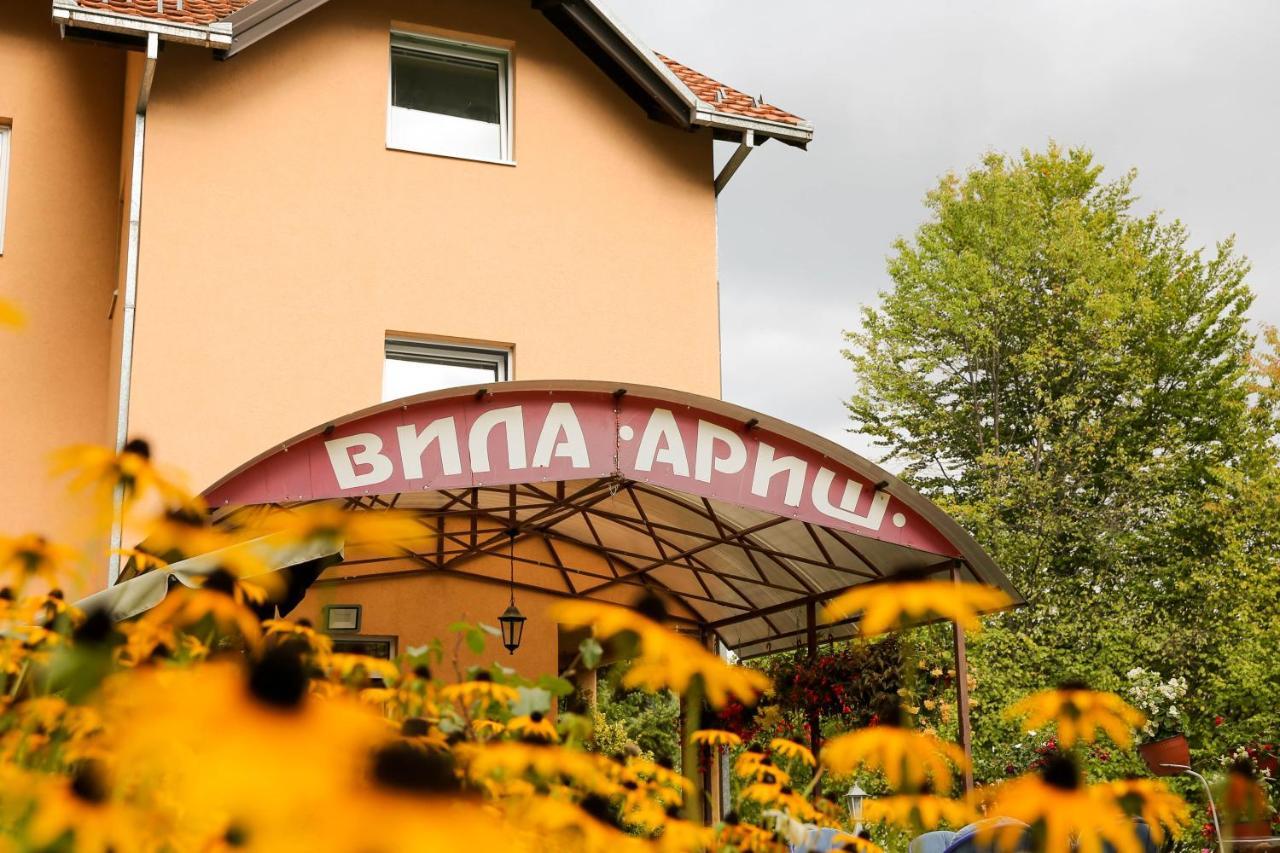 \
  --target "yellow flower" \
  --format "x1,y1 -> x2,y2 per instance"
263,617 -> 332,655
322,652 -> 401,684
691,728 -> 742,748
250,503 -> 426,547
463,743 -> 617,797
0,298 -> 23,328
508,711 -> 560,742
551,596 -> 771,708
471,718 -> 506,738
0,534 -> 78,588
141,571 -> 264,648
1094,777 -> 1190,843
770,737 -> 816,767
26,762 -> 138,853
54,440 -> 197,524
863,794 -> 977,830
1004,685 -> 1145,748
825,577 -> 1012,636
984,755 -> 1141,853
626,756 -> 693,797
440,675 -> 520,707
821,725 -> 968,791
